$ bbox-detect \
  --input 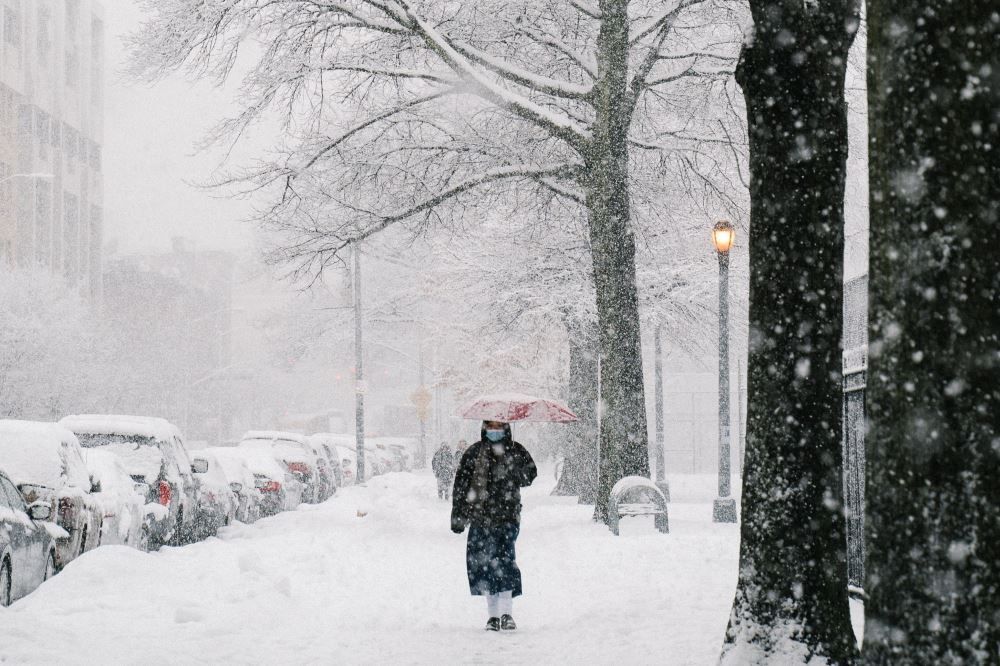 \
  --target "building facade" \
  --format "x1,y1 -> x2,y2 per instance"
0,0 -> 104,298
